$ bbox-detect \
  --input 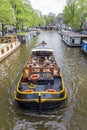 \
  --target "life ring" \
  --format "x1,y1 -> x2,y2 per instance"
30,74 -> 40,81
24,89 -> 34,92
45,89 -> 56,92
